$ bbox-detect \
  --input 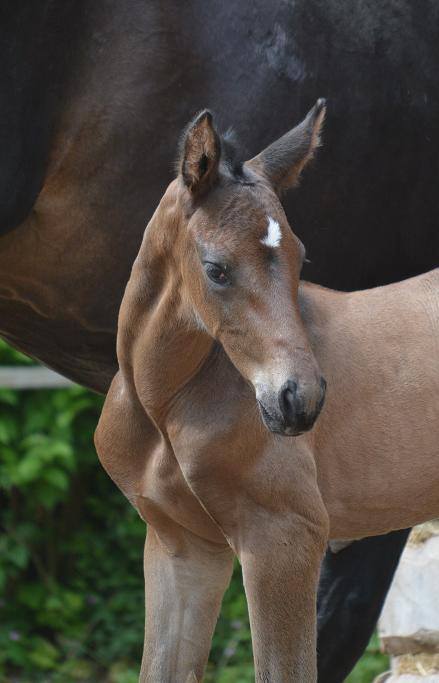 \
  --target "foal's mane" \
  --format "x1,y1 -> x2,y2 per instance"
220,129 -> 245,180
